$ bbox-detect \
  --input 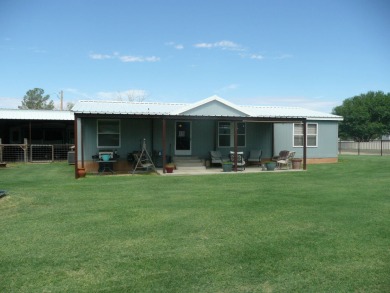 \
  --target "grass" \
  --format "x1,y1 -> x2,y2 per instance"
0,156 -> 389,292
